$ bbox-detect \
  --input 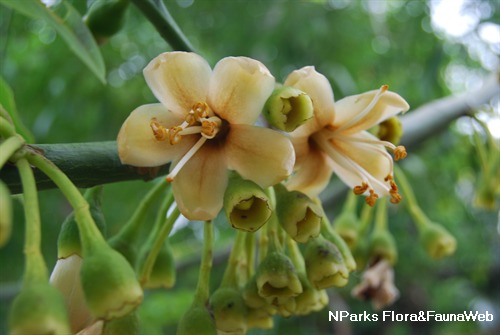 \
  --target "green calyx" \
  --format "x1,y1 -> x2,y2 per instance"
274,184 -> 322,243
84,0 -> 130,43
224,174 -> 272,232
304,236 -> 349,289
80,245 -> 143,320
369,230 -> 398,265
102,312 -> 139,335
263,86 -> 313,132
176,305 -> 217,335
137,240 -> 176,289
375,116 -> 404,145
419,222 -> 457,260
8,283 -> 71,335
209,287 -> 248,335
